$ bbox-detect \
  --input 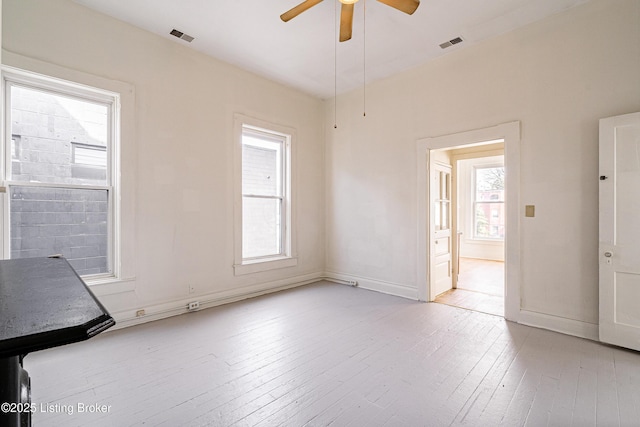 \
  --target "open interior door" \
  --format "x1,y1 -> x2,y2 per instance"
599,111 -> 640,351
430,162 -> 452,299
